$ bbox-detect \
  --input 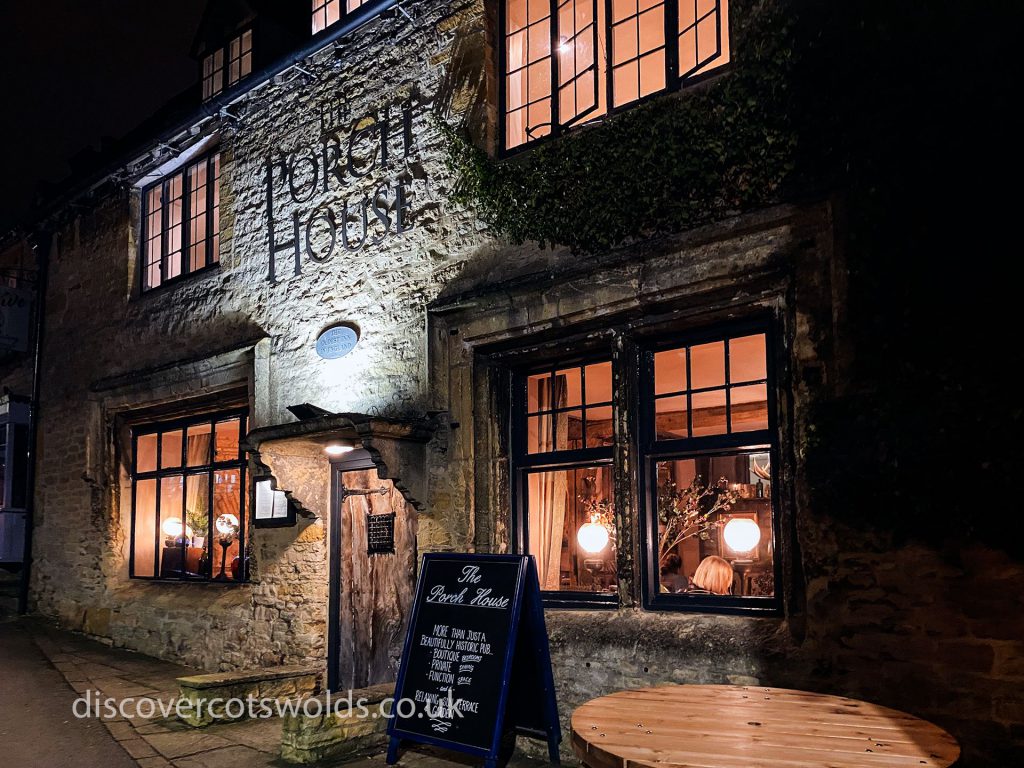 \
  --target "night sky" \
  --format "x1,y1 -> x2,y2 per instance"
0,1 -> 208,232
